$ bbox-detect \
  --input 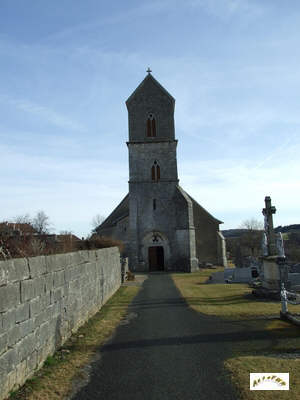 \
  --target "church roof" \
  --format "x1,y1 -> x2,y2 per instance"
96,194 -> 129,230
126,73 -> 175,106
97,187 -> 222,231
177,186 -> 223,224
